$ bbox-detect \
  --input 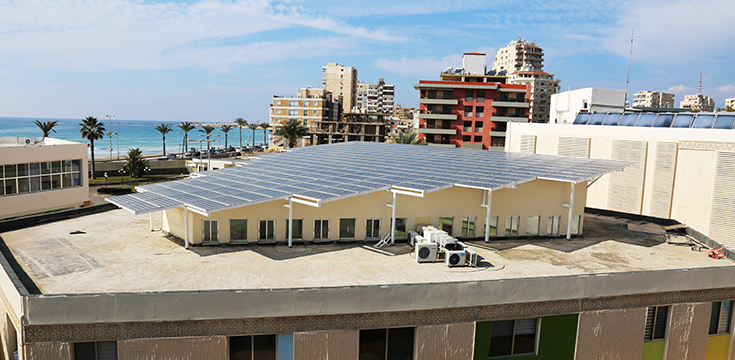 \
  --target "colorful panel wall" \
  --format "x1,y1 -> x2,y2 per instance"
705,334 -> 731,360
